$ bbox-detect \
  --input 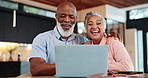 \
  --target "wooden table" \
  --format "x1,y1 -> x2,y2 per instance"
16,73 -> 148,78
